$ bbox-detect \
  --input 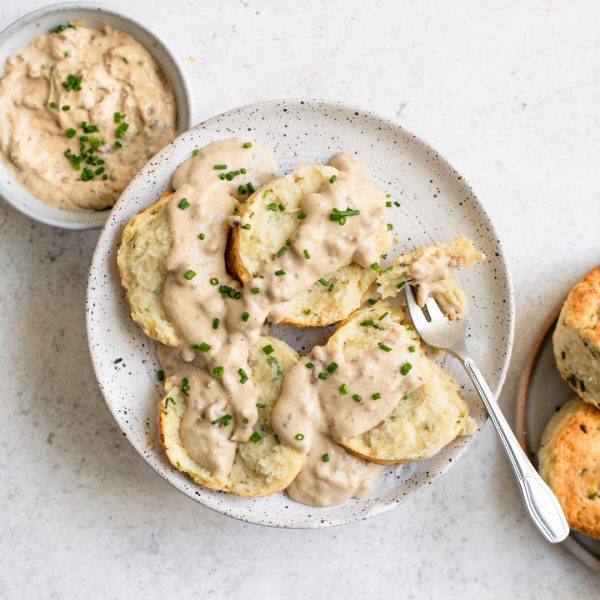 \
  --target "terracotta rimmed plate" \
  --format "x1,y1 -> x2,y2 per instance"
517,302 -> 600,570
86,99 -> 514,527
